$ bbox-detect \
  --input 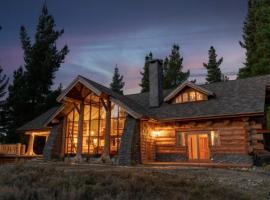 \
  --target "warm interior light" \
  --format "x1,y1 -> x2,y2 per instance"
211,131 -> 215,146
93,138 -> 98,146
151,131 -> 160,137
90,131 -> 95,136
